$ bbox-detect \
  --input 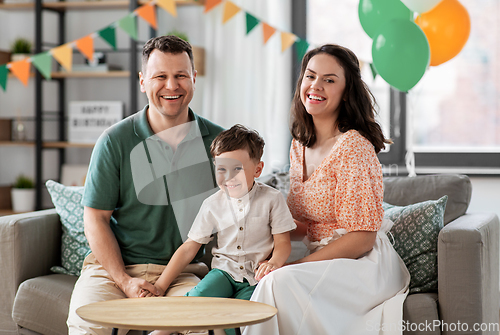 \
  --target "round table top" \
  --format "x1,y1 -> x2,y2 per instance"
76,296 -> 277,331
